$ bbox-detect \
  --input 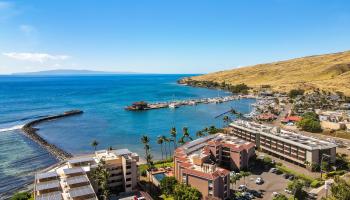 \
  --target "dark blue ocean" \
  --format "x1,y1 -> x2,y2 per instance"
0,74 -> 254,198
